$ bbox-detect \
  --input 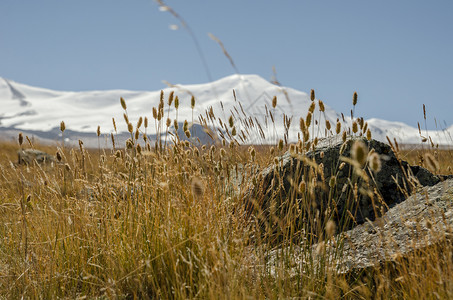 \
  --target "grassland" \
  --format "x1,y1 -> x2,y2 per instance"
1,94 -> 453,299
